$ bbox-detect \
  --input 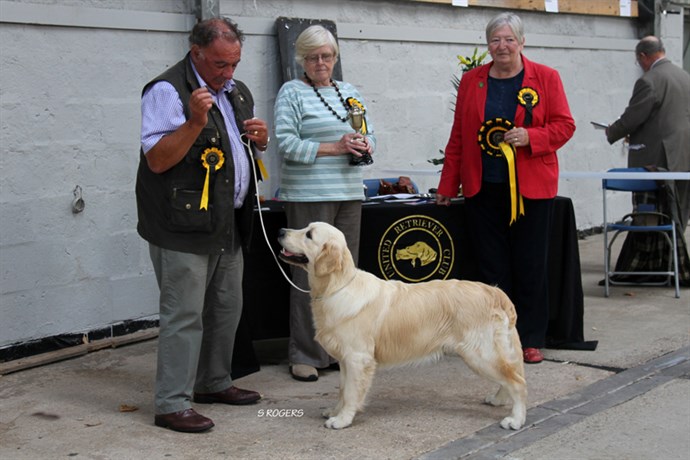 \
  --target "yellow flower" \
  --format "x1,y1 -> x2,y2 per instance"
457,48 -> 488,72
458,55 -> 472,66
